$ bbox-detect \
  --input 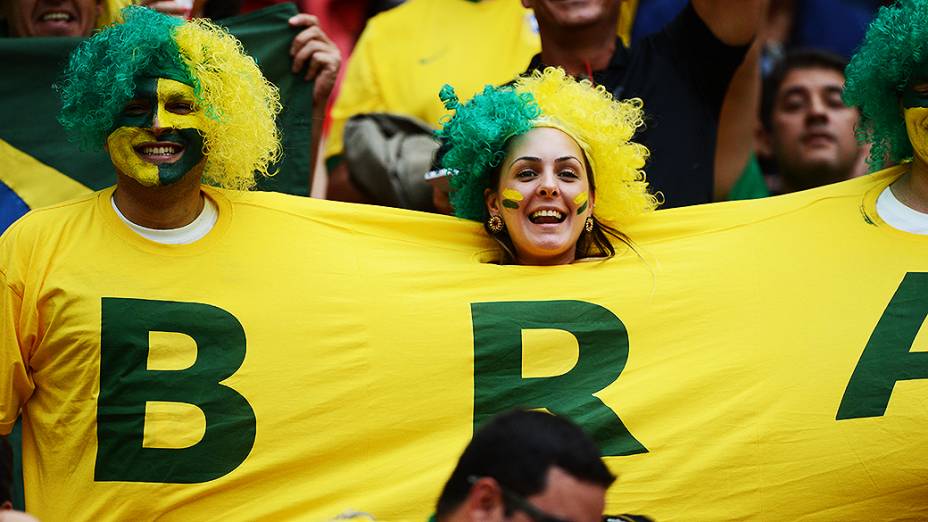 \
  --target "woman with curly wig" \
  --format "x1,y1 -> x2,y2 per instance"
436,67 -> 658,265
844,0 -> 928,225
